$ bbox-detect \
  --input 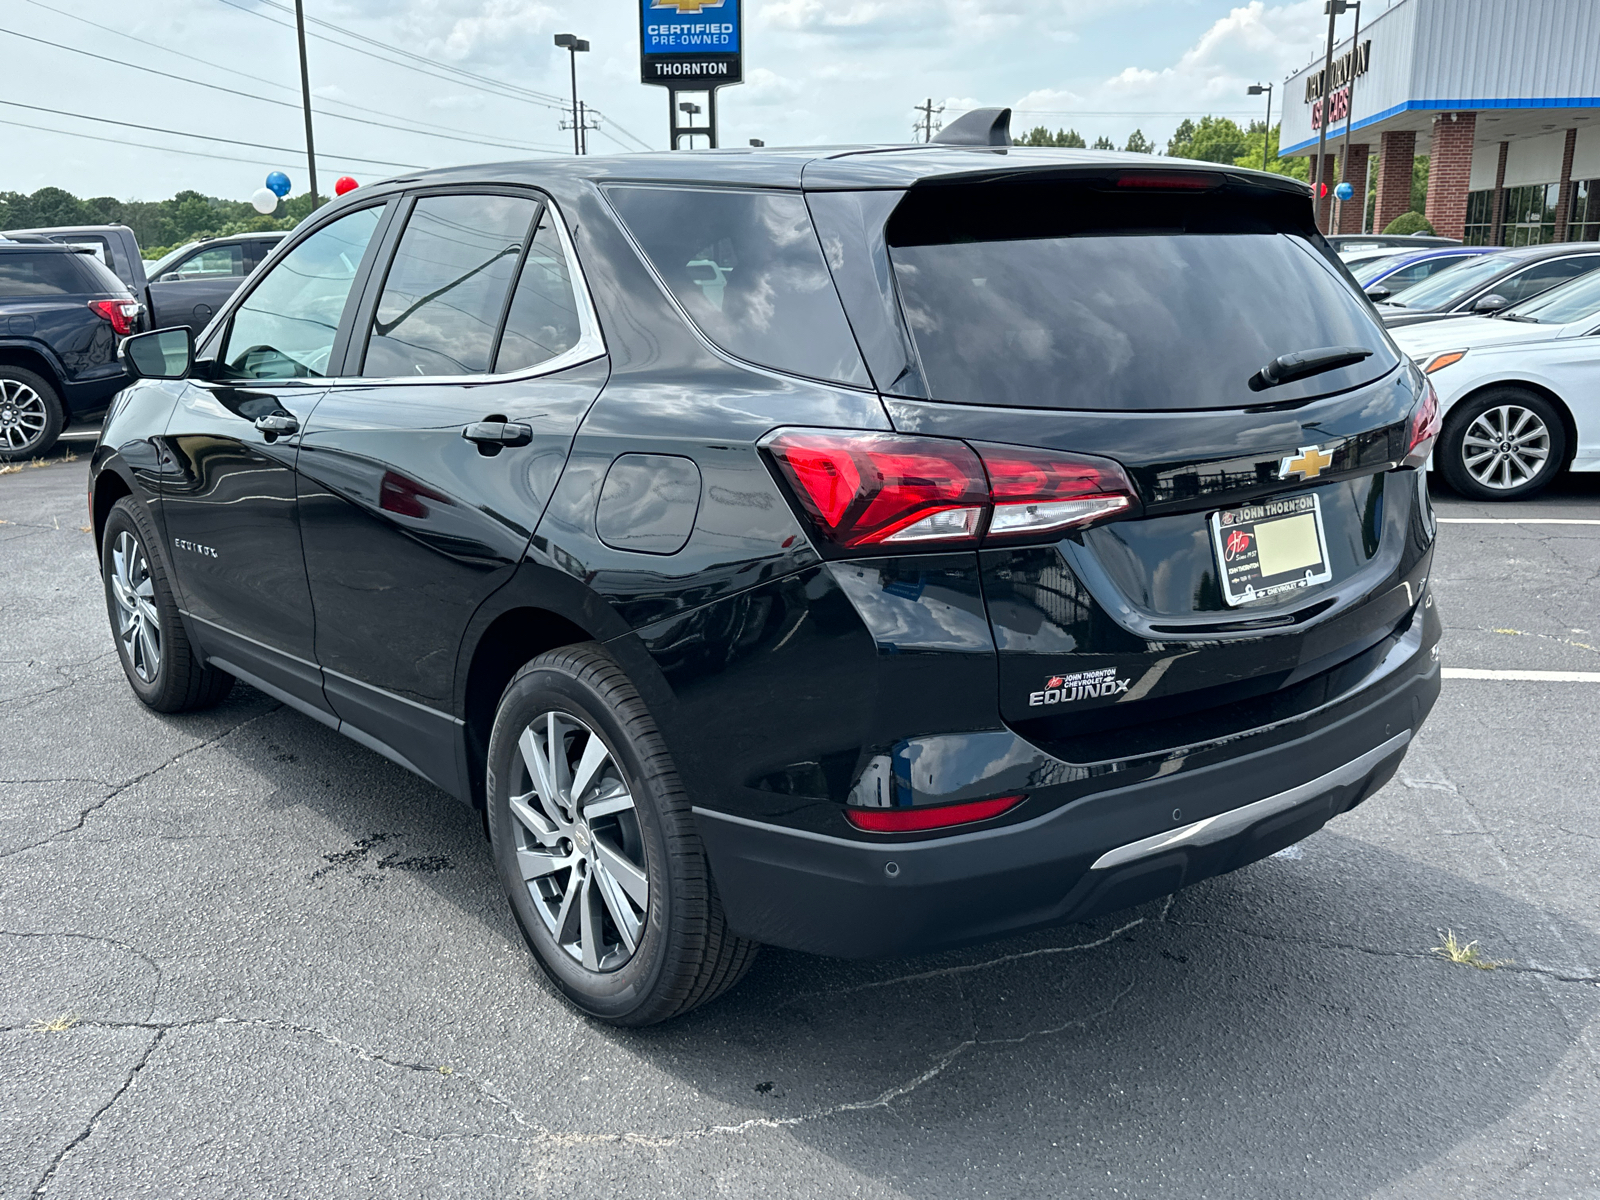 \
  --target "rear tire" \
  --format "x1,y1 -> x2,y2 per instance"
0,366 -> 64,461
1438,387 -> 1567,501
102,497 -> 234,712
486,643 -> 757,1026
